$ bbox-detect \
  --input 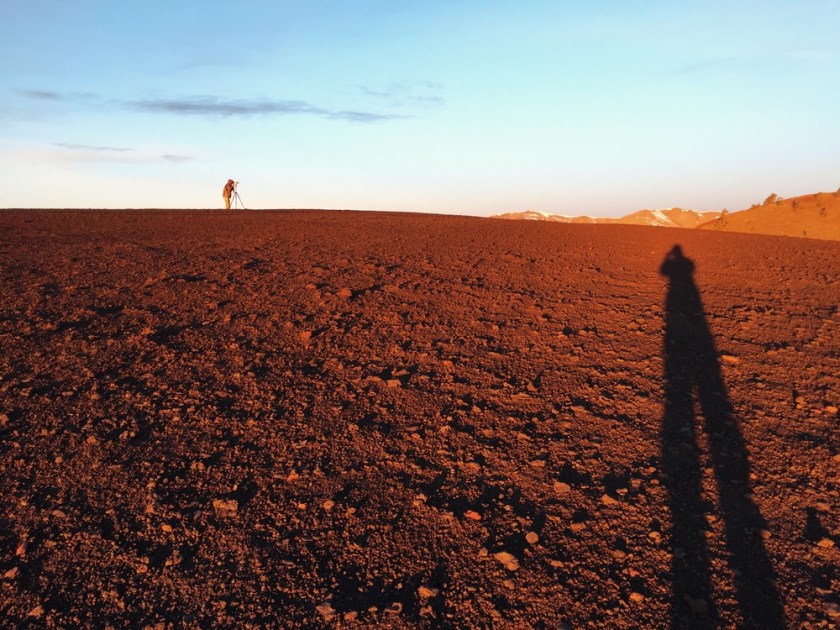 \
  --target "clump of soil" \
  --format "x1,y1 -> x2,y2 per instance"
1,210 -> 837,627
